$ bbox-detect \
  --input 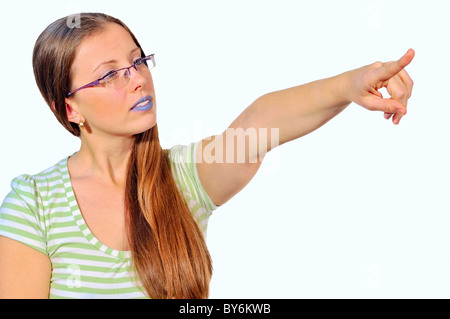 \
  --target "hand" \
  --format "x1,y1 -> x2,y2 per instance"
347,49 -> 415,125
